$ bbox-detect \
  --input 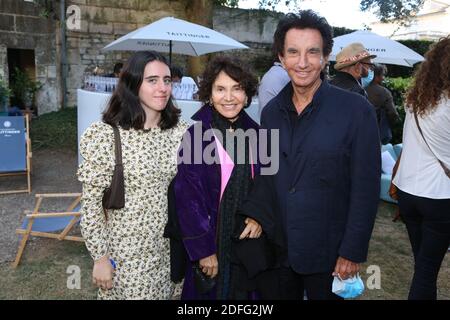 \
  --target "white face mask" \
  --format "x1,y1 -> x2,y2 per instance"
361,69 -> 374,88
